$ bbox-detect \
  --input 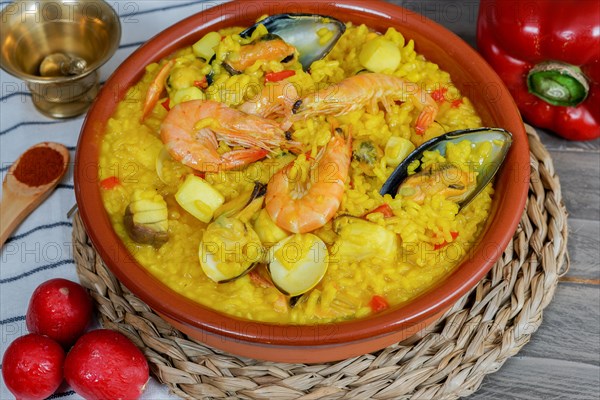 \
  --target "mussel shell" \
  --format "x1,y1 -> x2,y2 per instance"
380,127 -> 513,207
206,70 -> 215,86
223,33 -> 296,75
240,13 -> 346,70
222,62 -> 241,76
